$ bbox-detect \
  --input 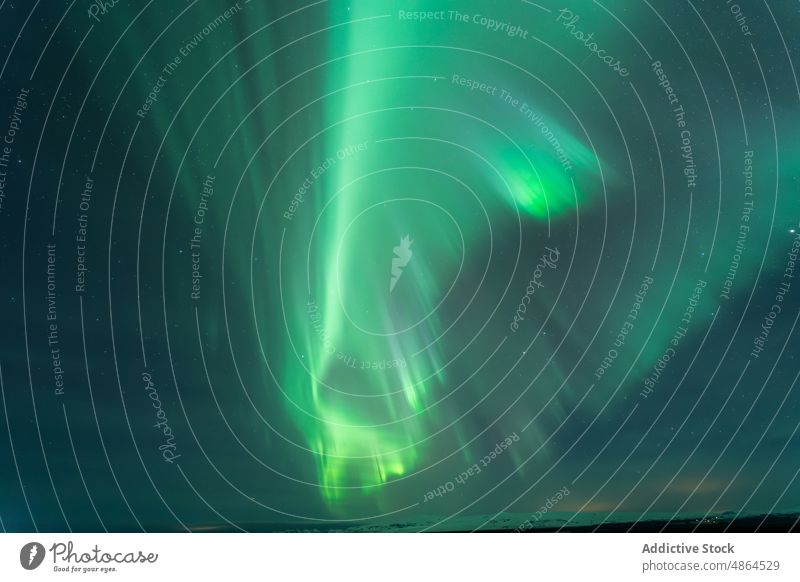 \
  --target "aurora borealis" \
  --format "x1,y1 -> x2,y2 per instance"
0,0 -> 799,532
